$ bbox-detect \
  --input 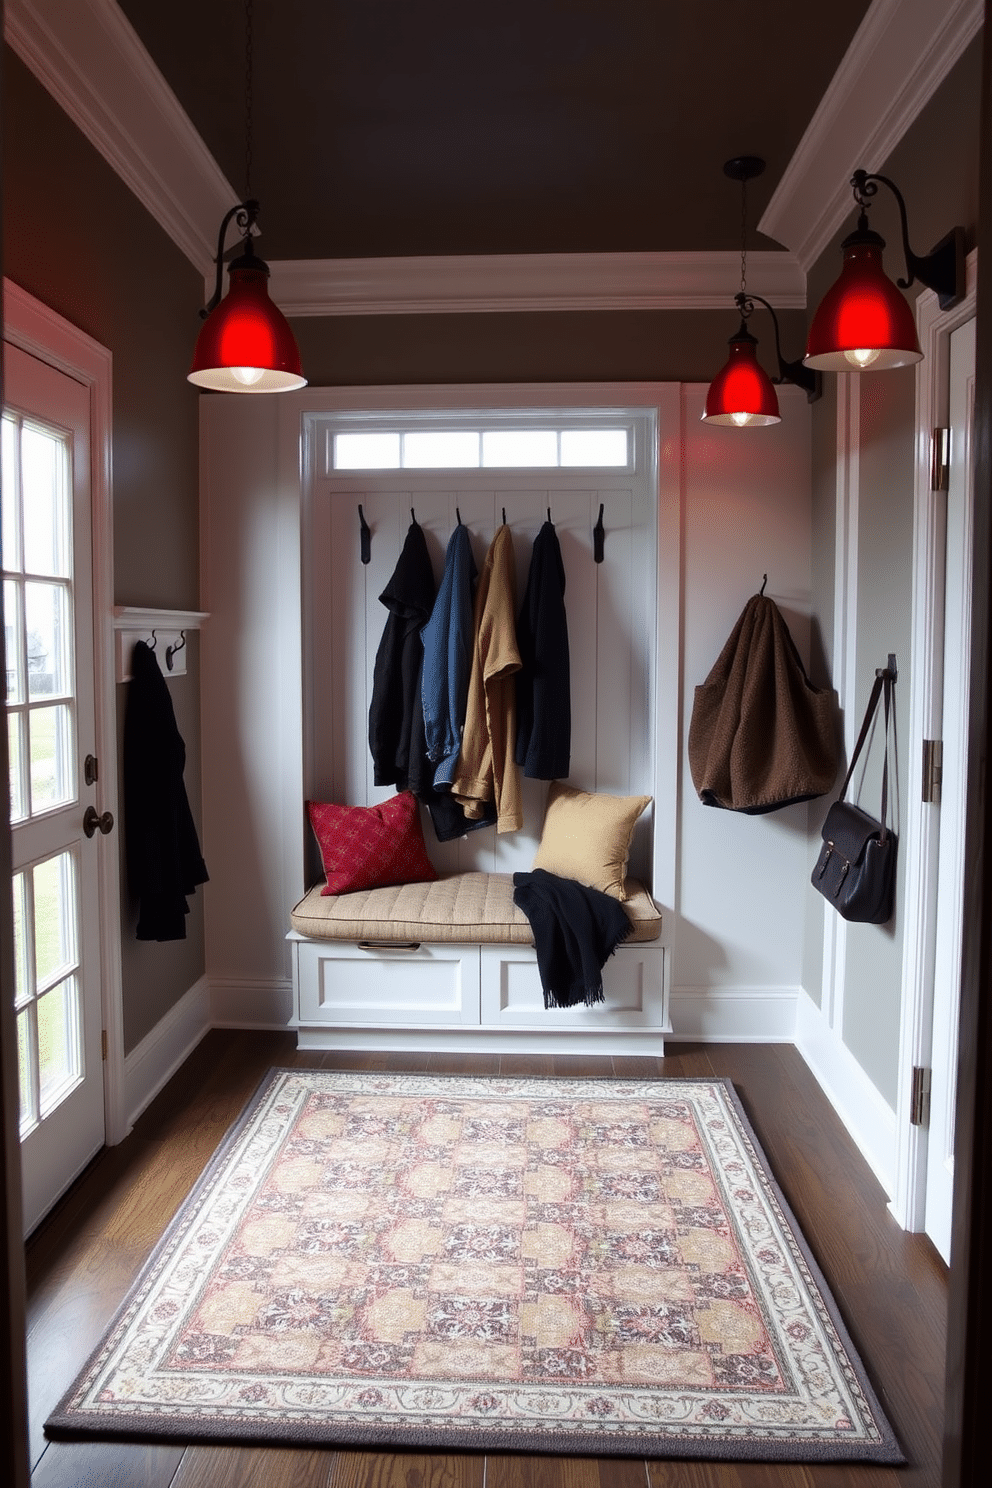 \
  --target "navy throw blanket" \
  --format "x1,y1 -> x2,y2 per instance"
512,869 -> 633,1009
